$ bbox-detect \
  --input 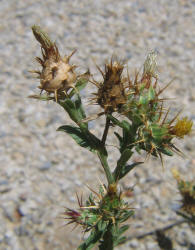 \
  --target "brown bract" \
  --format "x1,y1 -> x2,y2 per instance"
91,59 -> 128,114
31,25 -> 77,101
